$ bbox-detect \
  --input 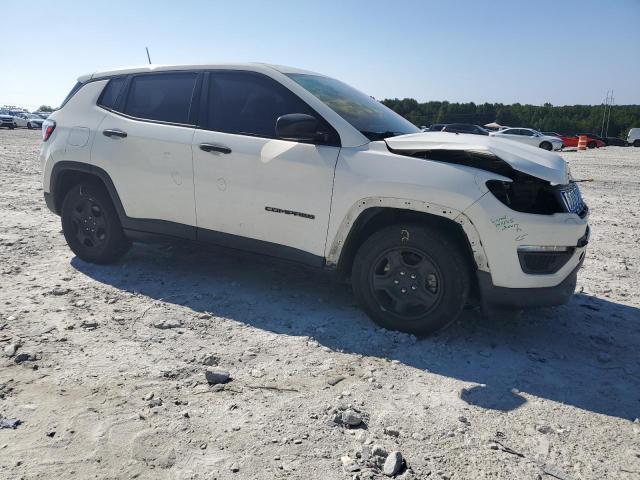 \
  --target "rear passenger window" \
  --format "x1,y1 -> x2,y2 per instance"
206,71 -> 314,138
98,77 -> 125,110
124,73 -> 197,124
